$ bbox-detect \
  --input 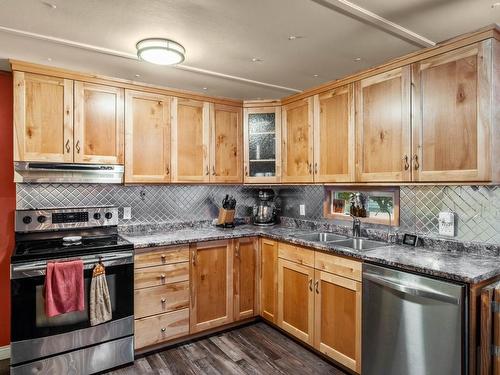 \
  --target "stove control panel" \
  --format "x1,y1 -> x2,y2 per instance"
15,206 -> 119,232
